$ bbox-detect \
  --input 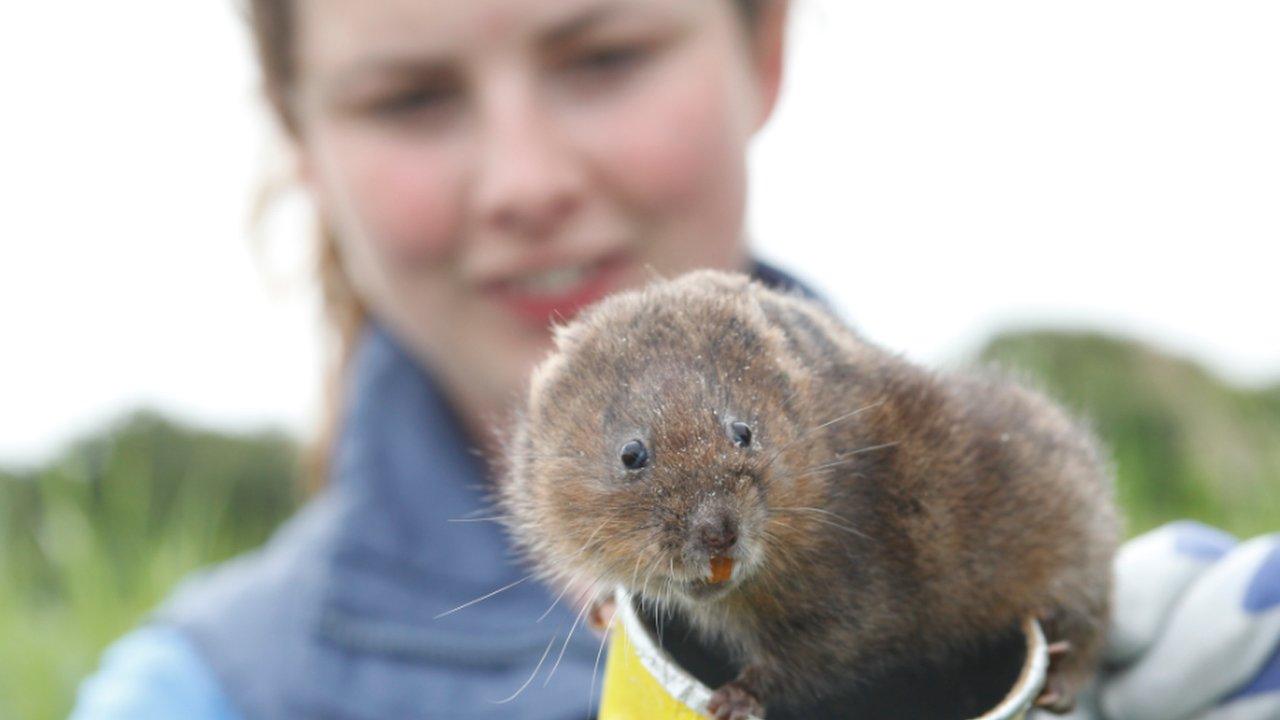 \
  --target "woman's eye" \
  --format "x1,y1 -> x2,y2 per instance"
371,86 -> 458,118
729,422 -> 752,449
569,44 -> 648,78
619,439 -> 649,470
